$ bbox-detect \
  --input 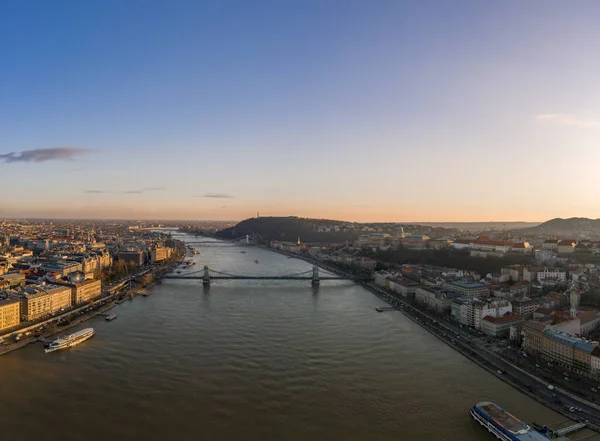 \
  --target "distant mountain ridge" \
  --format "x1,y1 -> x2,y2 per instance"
519,217 -> 600,238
